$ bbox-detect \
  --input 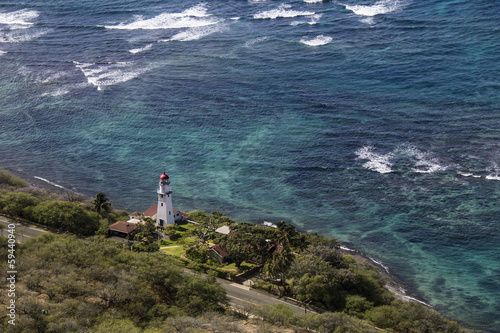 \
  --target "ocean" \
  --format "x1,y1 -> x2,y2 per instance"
0,0 -> 499,330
